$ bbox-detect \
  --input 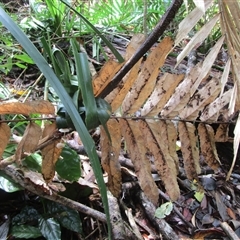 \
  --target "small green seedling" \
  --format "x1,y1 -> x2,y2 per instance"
155,201 -> 173,219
